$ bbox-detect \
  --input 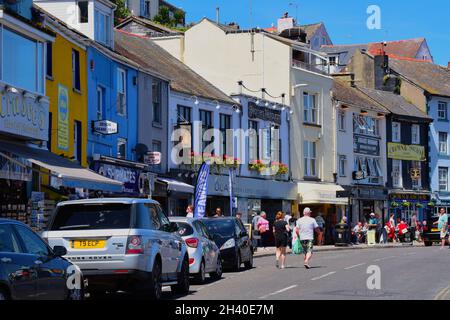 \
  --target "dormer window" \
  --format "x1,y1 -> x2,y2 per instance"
95,9 -> 111,46
78,1 -> 89,23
